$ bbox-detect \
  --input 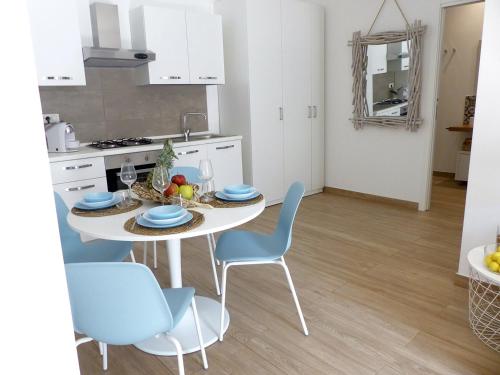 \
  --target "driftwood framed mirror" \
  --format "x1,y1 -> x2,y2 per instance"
351,20 -> 426,130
